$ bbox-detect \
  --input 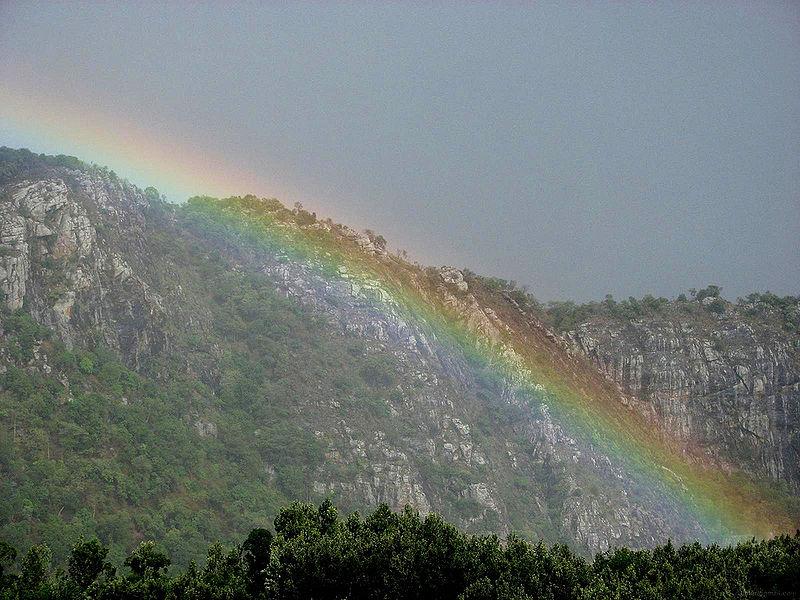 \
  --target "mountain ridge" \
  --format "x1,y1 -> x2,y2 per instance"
0,147 -> 797,566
